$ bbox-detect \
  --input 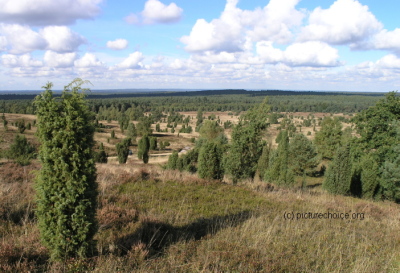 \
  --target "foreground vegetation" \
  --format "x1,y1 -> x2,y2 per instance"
1,163 -> 400,272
